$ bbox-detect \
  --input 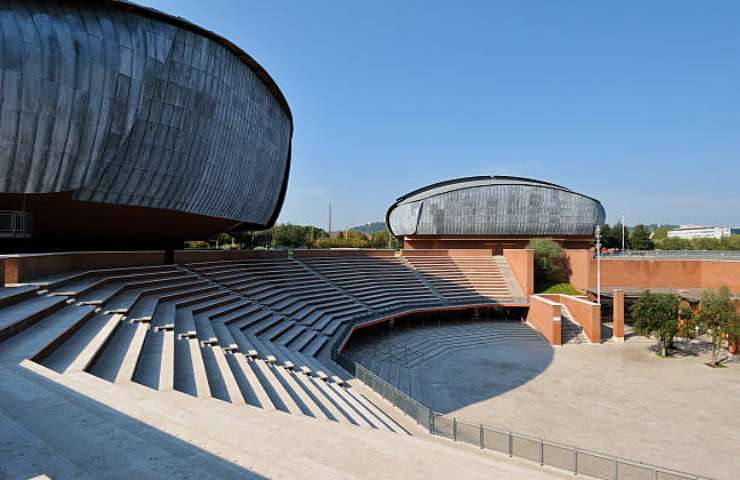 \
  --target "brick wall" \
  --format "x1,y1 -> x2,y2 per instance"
173,249 -> 288,264
503,248 -> 534,296
557,295 -> 601,343
564,250 -> 740,293
526,295 -> 562,345
400,249 -> 495,257
293,249 -> 395,258
4,251 -> 166,284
